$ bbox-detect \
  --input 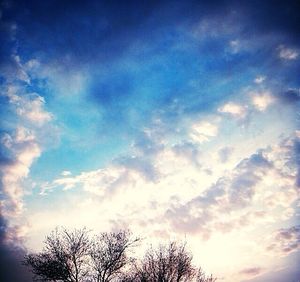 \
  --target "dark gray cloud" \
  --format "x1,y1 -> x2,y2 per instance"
0,214 -> 32,282
0,142 -> 33,281
277,88 -> 300,104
